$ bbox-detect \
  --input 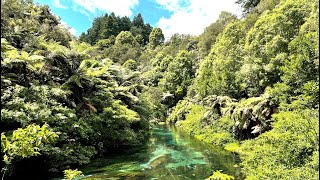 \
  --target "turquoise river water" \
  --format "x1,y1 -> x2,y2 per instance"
79,125 -> 241,180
